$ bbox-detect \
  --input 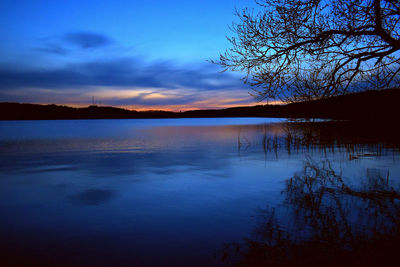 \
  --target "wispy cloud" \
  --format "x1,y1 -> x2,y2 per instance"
35,31 -> 114,55
0,57 -> 247,91
0,43 -> 258,110
63,31 -> 113,49
35,43 -> 70,55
